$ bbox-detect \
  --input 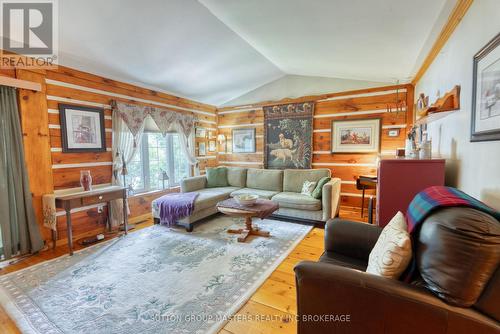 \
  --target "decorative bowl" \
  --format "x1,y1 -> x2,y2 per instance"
234,194 -> 259,206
